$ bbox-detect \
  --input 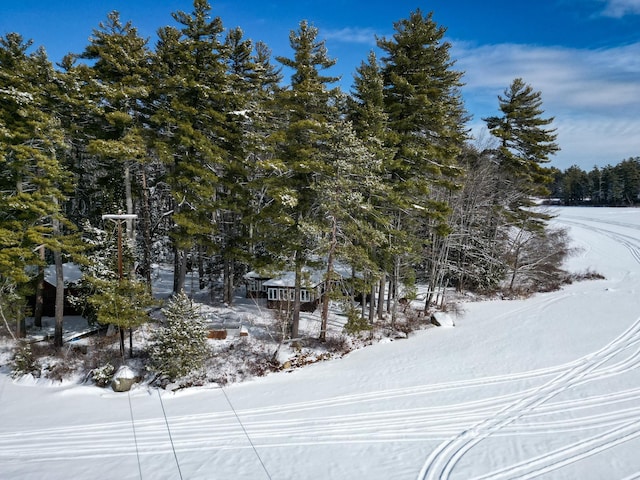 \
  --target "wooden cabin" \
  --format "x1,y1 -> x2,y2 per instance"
248,262 -> 362,312
243,271 -> 272,298
263,271 -> 323,312
28,263 -> 83,316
